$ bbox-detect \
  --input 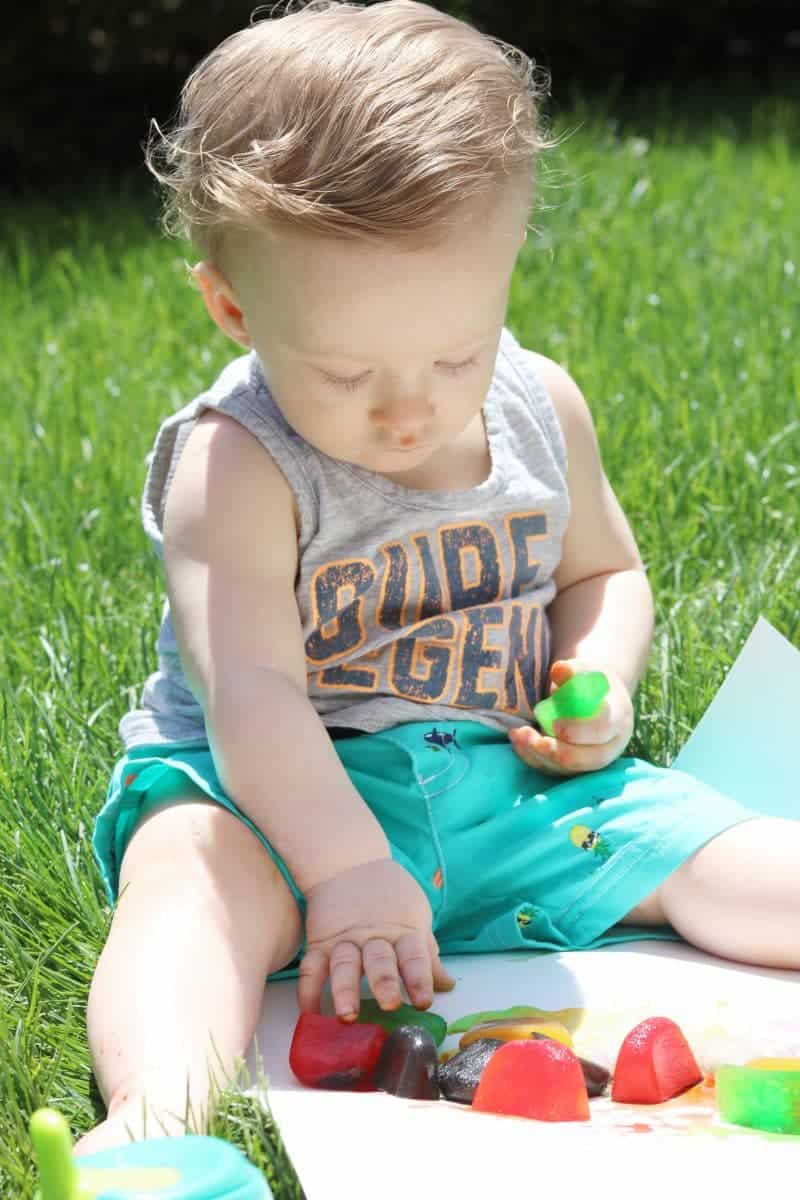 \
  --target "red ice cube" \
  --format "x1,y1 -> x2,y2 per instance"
611,1016 -> 702,1104
289,1012 -> 388,1091
472,1038 -> 590,1121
